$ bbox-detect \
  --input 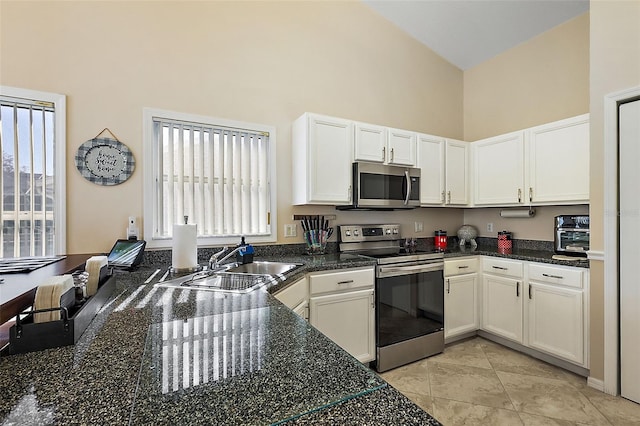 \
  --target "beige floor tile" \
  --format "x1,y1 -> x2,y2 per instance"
403,391 -> 434,413
586,393 -> 640,426
482,341 -> 573,380
497,371 -> 611,425
379,360 -> 431,396
431,397 -> 523,426
429,362 -> 515,409
519,412 -> 580,425
429,338 -> 493,369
